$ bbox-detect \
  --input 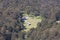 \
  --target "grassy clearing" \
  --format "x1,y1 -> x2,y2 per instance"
22,14 -> 43,32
